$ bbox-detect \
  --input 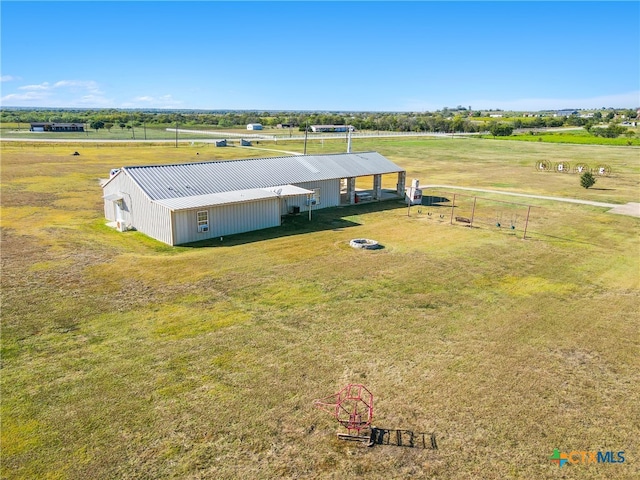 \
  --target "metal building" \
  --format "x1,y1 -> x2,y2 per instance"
102,152 -> 406,246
